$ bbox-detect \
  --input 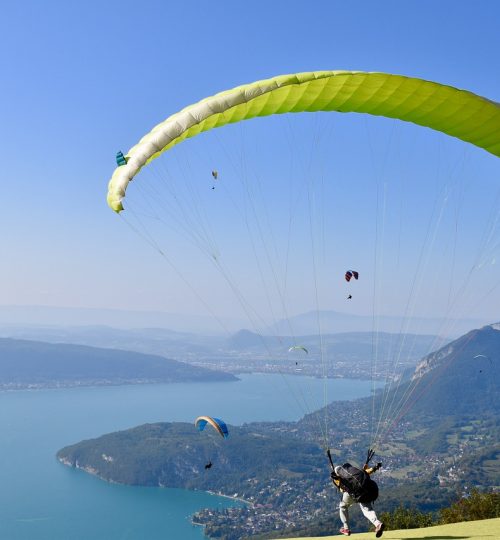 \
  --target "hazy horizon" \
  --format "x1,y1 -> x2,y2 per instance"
0,303 -> 493,339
